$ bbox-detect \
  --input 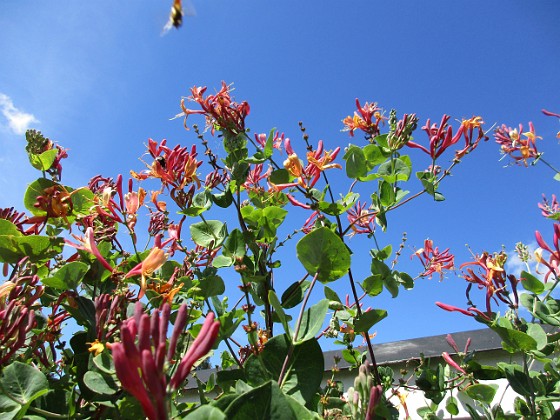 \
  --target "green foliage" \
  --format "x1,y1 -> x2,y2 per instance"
1,84 -> 559,420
